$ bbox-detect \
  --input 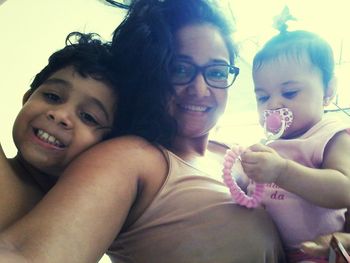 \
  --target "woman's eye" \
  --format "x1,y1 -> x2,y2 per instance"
283,91 -> 298,99
207,69 -> 228,80
172,65 -> 189,76
43,92 -> 61,103
80,112 -> 99,126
